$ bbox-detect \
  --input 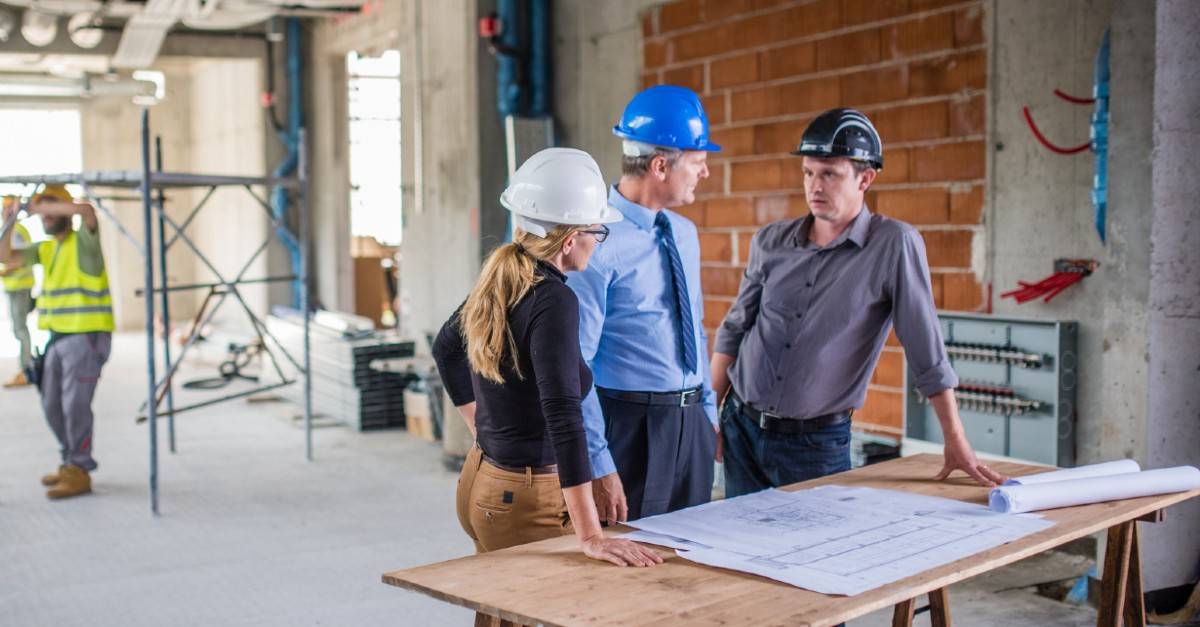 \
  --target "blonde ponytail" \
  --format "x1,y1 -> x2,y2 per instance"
461,225 -> 582,383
